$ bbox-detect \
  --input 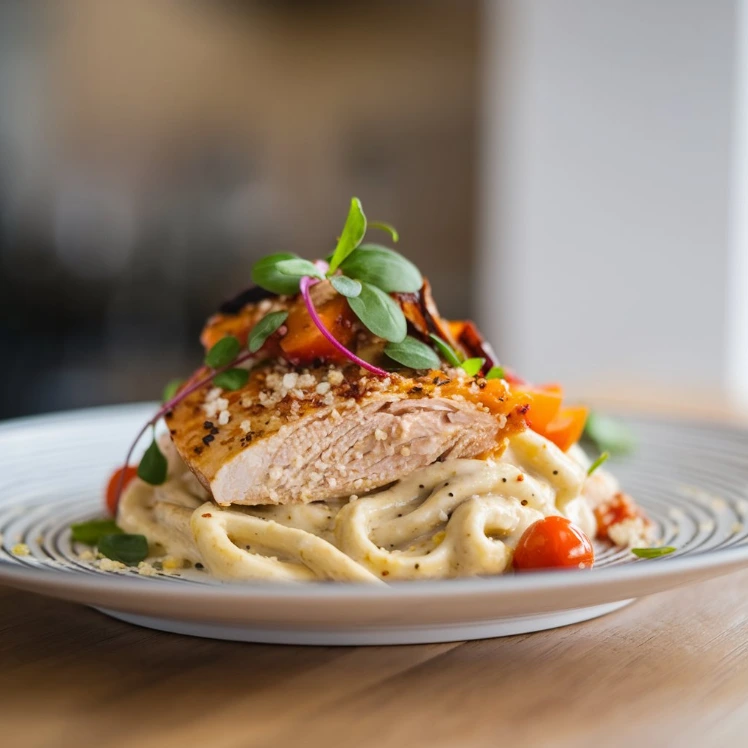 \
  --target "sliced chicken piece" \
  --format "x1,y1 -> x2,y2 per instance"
166,363 -> 528,506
